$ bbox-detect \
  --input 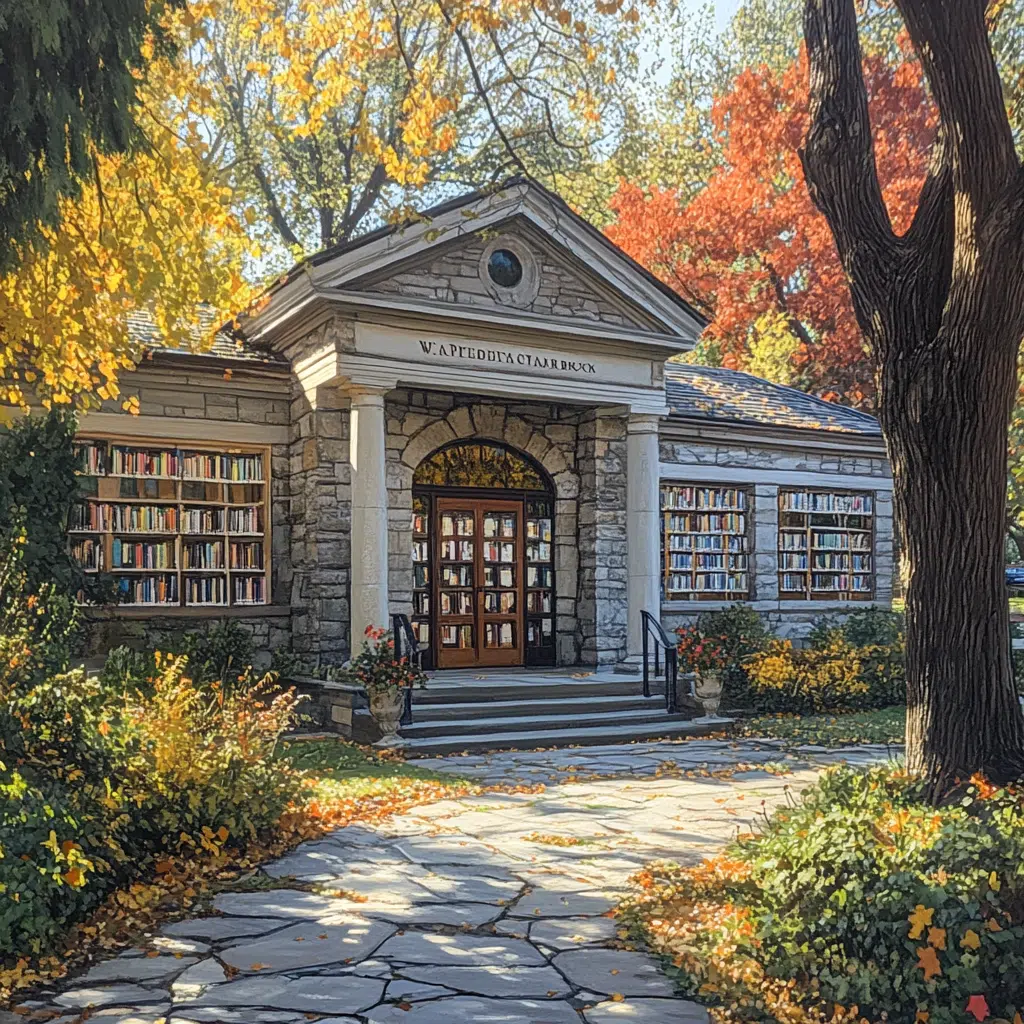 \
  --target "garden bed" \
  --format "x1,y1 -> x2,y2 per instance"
619,765 -> 1024,1024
